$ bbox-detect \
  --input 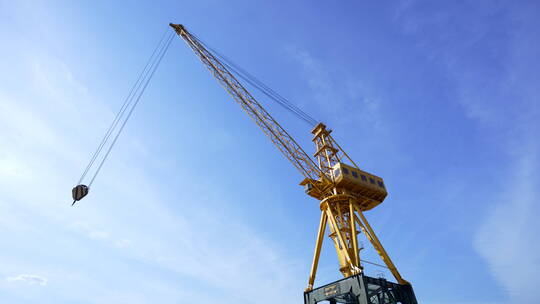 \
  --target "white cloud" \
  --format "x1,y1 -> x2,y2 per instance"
115,238 -> 132,248
473,151 -> 540,304
71,221 -> 110,240
285,47 -> 332,92
284,46 -> 385,129
0,155 -> 33,181
0,47 -> 306,303
6,274 -> 47,286
393,2 -> 540,303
